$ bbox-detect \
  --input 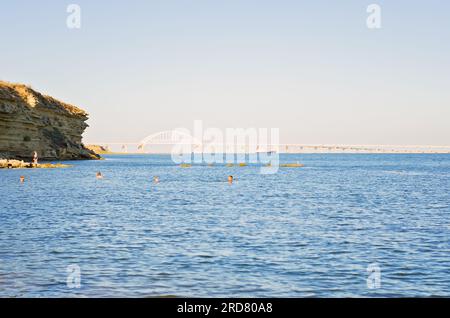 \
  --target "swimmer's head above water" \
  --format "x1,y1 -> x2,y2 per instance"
228,175 -> 234,183
96,172 -> 103,179
153,176 -> 160,183
20,176 -> 25,183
